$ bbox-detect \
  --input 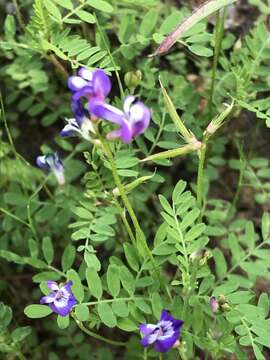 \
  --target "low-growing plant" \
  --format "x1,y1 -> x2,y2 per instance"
1,0 -> 270,359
